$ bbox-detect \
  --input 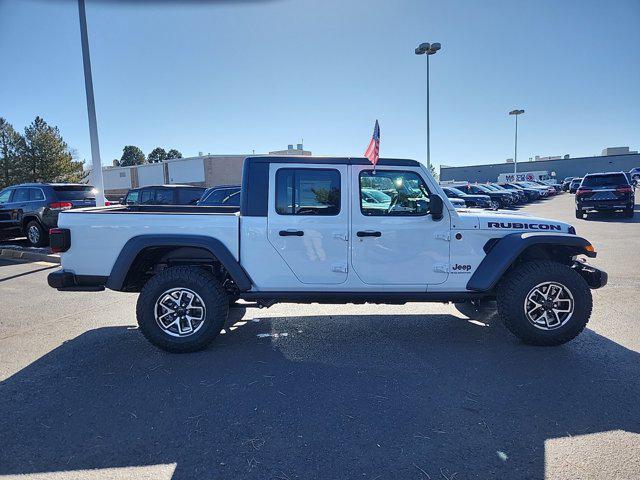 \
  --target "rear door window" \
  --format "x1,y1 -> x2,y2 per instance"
53,185 -> 95,200
275,168 -> 341,215
12,188 -> 30,203
155,189 -> 174,205
581,174 -> 628,187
